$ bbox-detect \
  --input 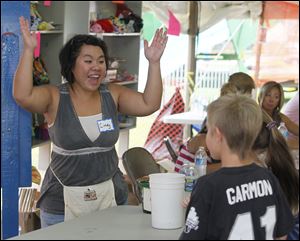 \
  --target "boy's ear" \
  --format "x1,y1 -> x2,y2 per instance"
214,127 -> 223,142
